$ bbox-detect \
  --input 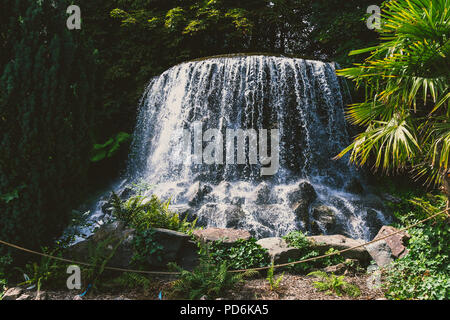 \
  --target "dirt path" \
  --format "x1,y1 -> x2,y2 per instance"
17,273 -> 385,300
